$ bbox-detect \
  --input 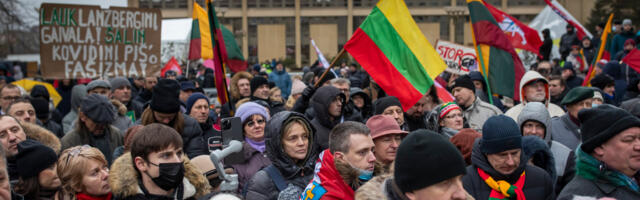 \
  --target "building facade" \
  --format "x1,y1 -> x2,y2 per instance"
128,0 -> 596,68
